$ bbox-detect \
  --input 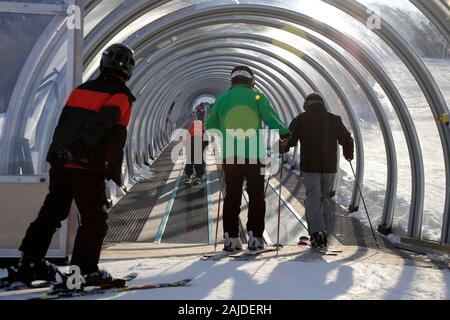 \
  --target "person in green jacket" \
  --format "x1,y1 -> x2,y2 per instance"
205,66 -> 290,251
